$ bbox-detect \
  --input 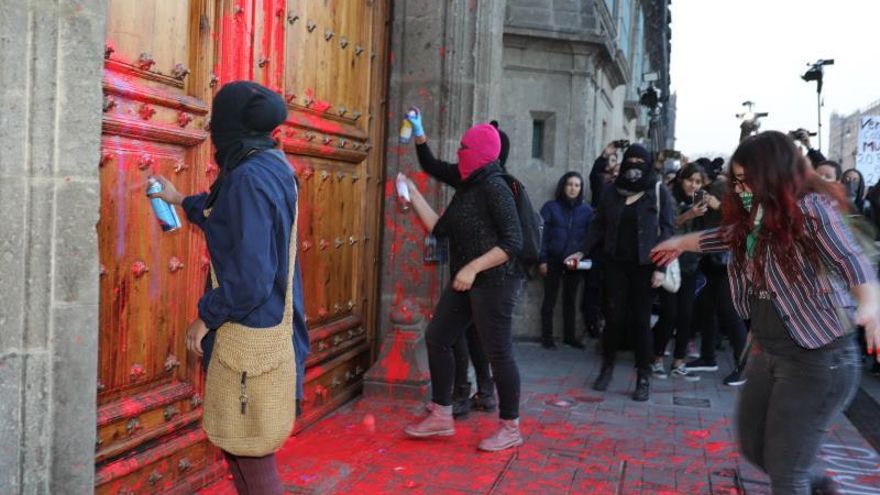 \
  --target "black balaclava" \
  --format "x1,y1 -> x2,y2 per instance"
490,120 -> 510,170
844,168 -> 866,208
614,143 -> 655,194
206,81 -> 288,207
554,171 -> 585,206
